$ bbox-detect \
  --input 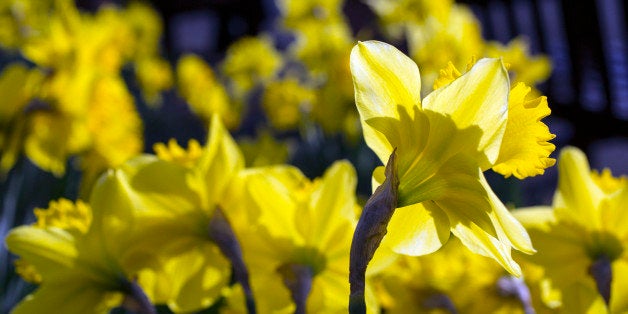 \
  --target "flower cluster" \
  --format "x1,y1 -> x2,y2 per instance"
1,0 -> 625,314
